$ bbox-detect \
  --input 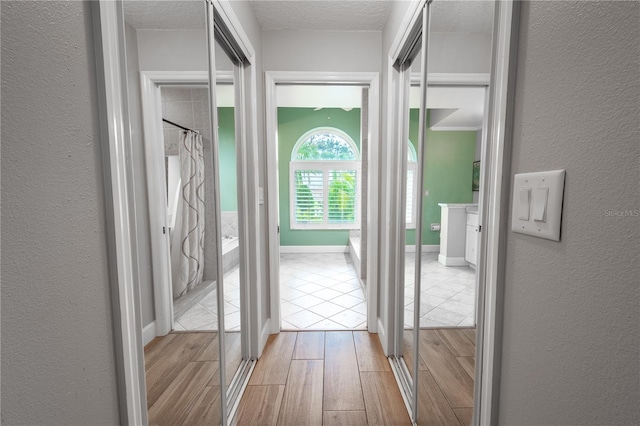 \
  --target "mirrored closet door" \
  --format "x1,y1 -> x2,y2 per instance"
121,0 -> 254,423
391,1 -> 495,424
